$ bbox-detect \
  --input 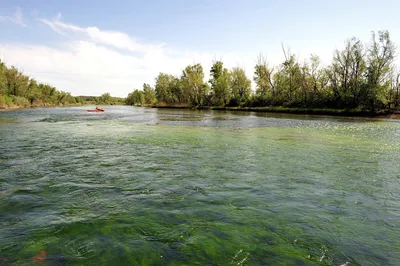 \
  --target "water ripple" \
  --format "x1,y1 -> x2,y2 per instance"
0,106 -> 399,265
